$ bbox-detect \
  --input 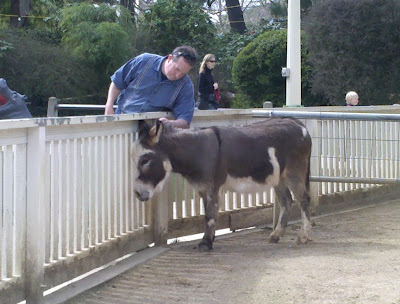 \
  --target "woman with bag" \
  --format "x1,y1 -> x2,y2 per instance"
197,54 -> 220,110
